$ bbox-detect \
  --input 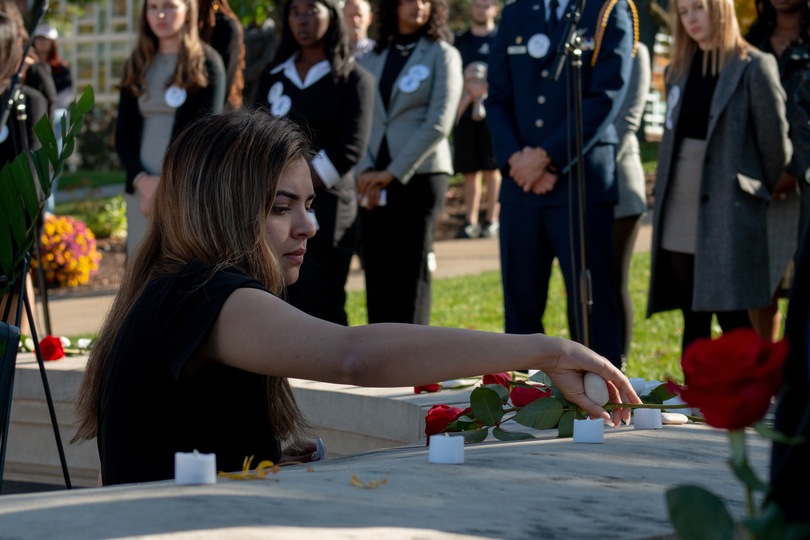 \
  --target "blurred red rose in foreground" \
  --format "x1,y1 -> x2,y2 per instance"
669,328 -> 788,430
